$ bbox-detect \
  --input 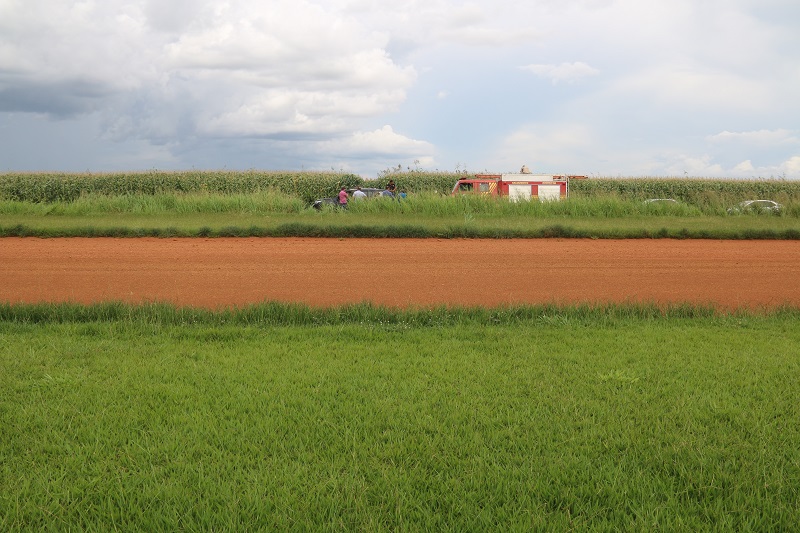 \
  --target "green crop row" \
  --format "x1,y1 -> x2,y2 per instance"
370,169 -> 465,194
0,170 -> 461,204
0,170 -> 362,204
569,177 -> 800,206
3,171 -> 800,205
